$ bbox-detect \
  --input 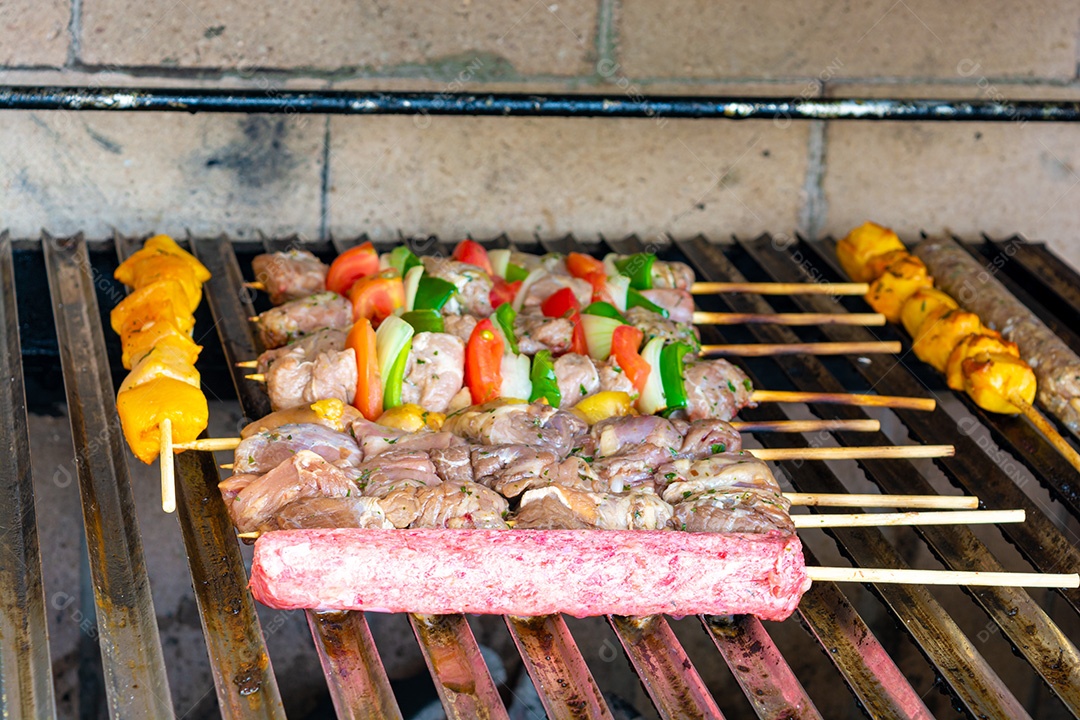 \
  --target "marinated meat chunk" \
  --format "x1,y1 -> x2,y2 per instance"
257,328 -> 346,374
554,353 -> 600,407
683,360 -> 755,421
515,311 -> 574,356
588,416 -> 684,492
241,401 -> 361,438
442,401 -> 587,458
471,445 -> 602,498
255,291 -> 353,349
639,288 -> 694,324
227,451 -> 357,533
401,332 -> 465,413
656,454 -> 783,500
597,360 -> 637,397
625,307 -> 699,347
673,491 -> 794,534
265,348 -> 357,411
233,423 -> 362,474
422,257 -> 493,317
442,314 -> 478,345
355,449 -> 443,497
350,418 -> 464,459
251,250 -> 328,304
654,260 -> 695,291
276,496 -> 393,530
380,479 -> 508,529
516,486 -> 673,530
679,419 -> 743,459
524,273 -> 592,309
219,474 -> 257,514
430,446 -> 474,484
